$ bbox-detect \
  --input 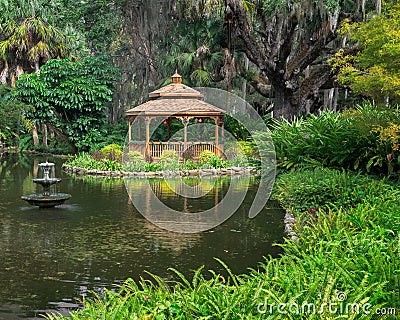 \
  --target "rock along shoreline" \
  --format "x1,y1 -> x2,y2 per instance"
62,164 -> 261,178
